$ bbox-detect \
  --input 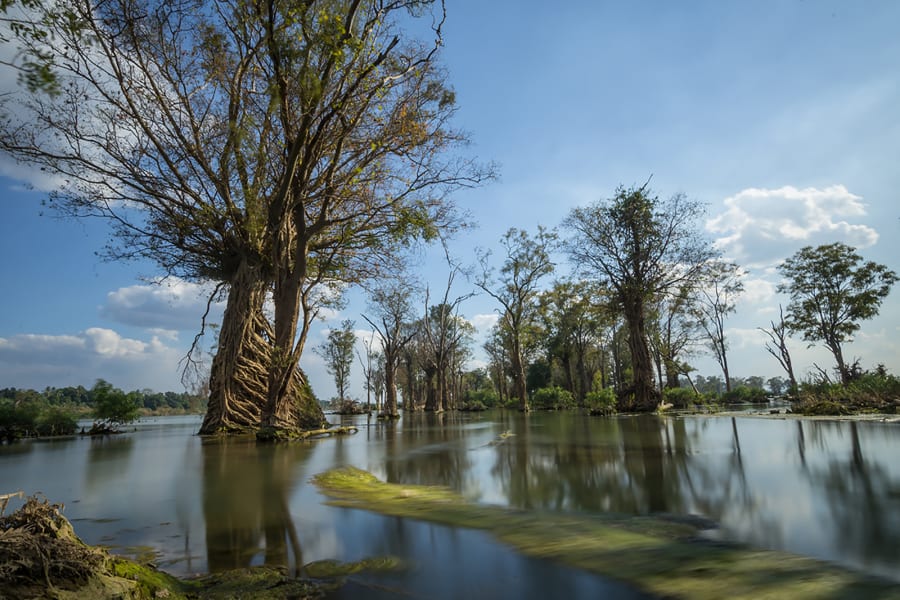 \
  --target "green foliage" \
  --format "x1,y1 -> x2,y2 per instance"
719,386 -> 768,404
531,386 -> 575,410
778,243 -> 898,382
796,370 -> 900,414
463,388 -> 499,409
0,399 -> 77,439
585,387 -> 616,415
317,320 -> 357,401
91,380 -> 140,428
663,387 -> 701,409
35,406 -> 78,436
